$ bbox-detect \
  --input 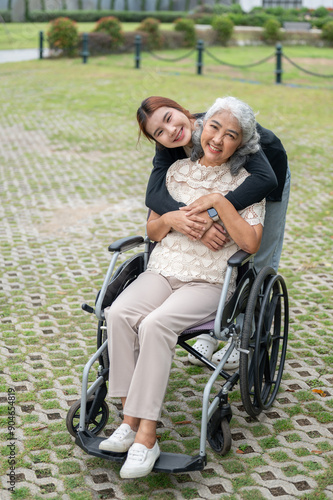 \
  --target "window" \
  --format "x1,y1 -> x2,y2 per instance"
263,0 -> 302,8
